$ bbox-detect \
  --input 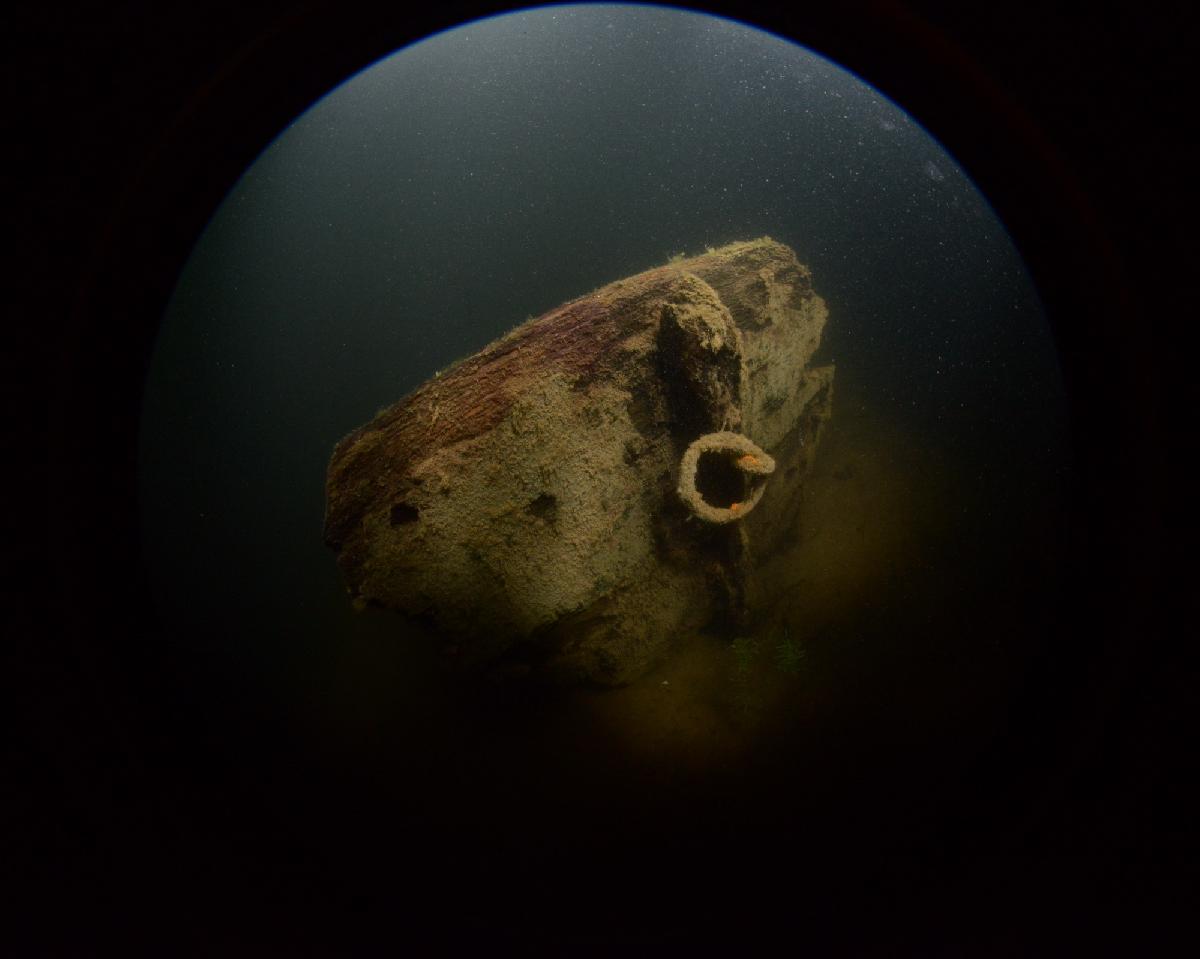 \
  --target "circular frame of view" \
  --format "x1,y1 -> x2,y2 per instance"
43,1 -> 1161,951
